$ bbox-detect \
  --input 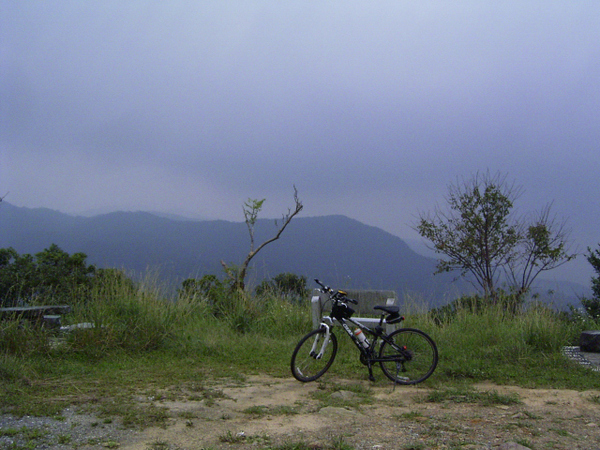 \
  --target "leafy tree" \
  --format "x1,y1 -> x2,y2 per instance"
580,244 -> 600,320
416,171 -> 575,304
178,274 -> 224,303
91,268 -> 137,298
255,272 -> 308,301
0,245 -> 96,306
222,186 -> 303,291
505,205 -> 575,299
0,248 -> 36,307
